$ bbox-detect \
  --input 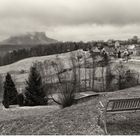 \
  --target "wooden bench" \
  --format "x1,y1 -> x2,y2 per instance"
99,98 -> 140,134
